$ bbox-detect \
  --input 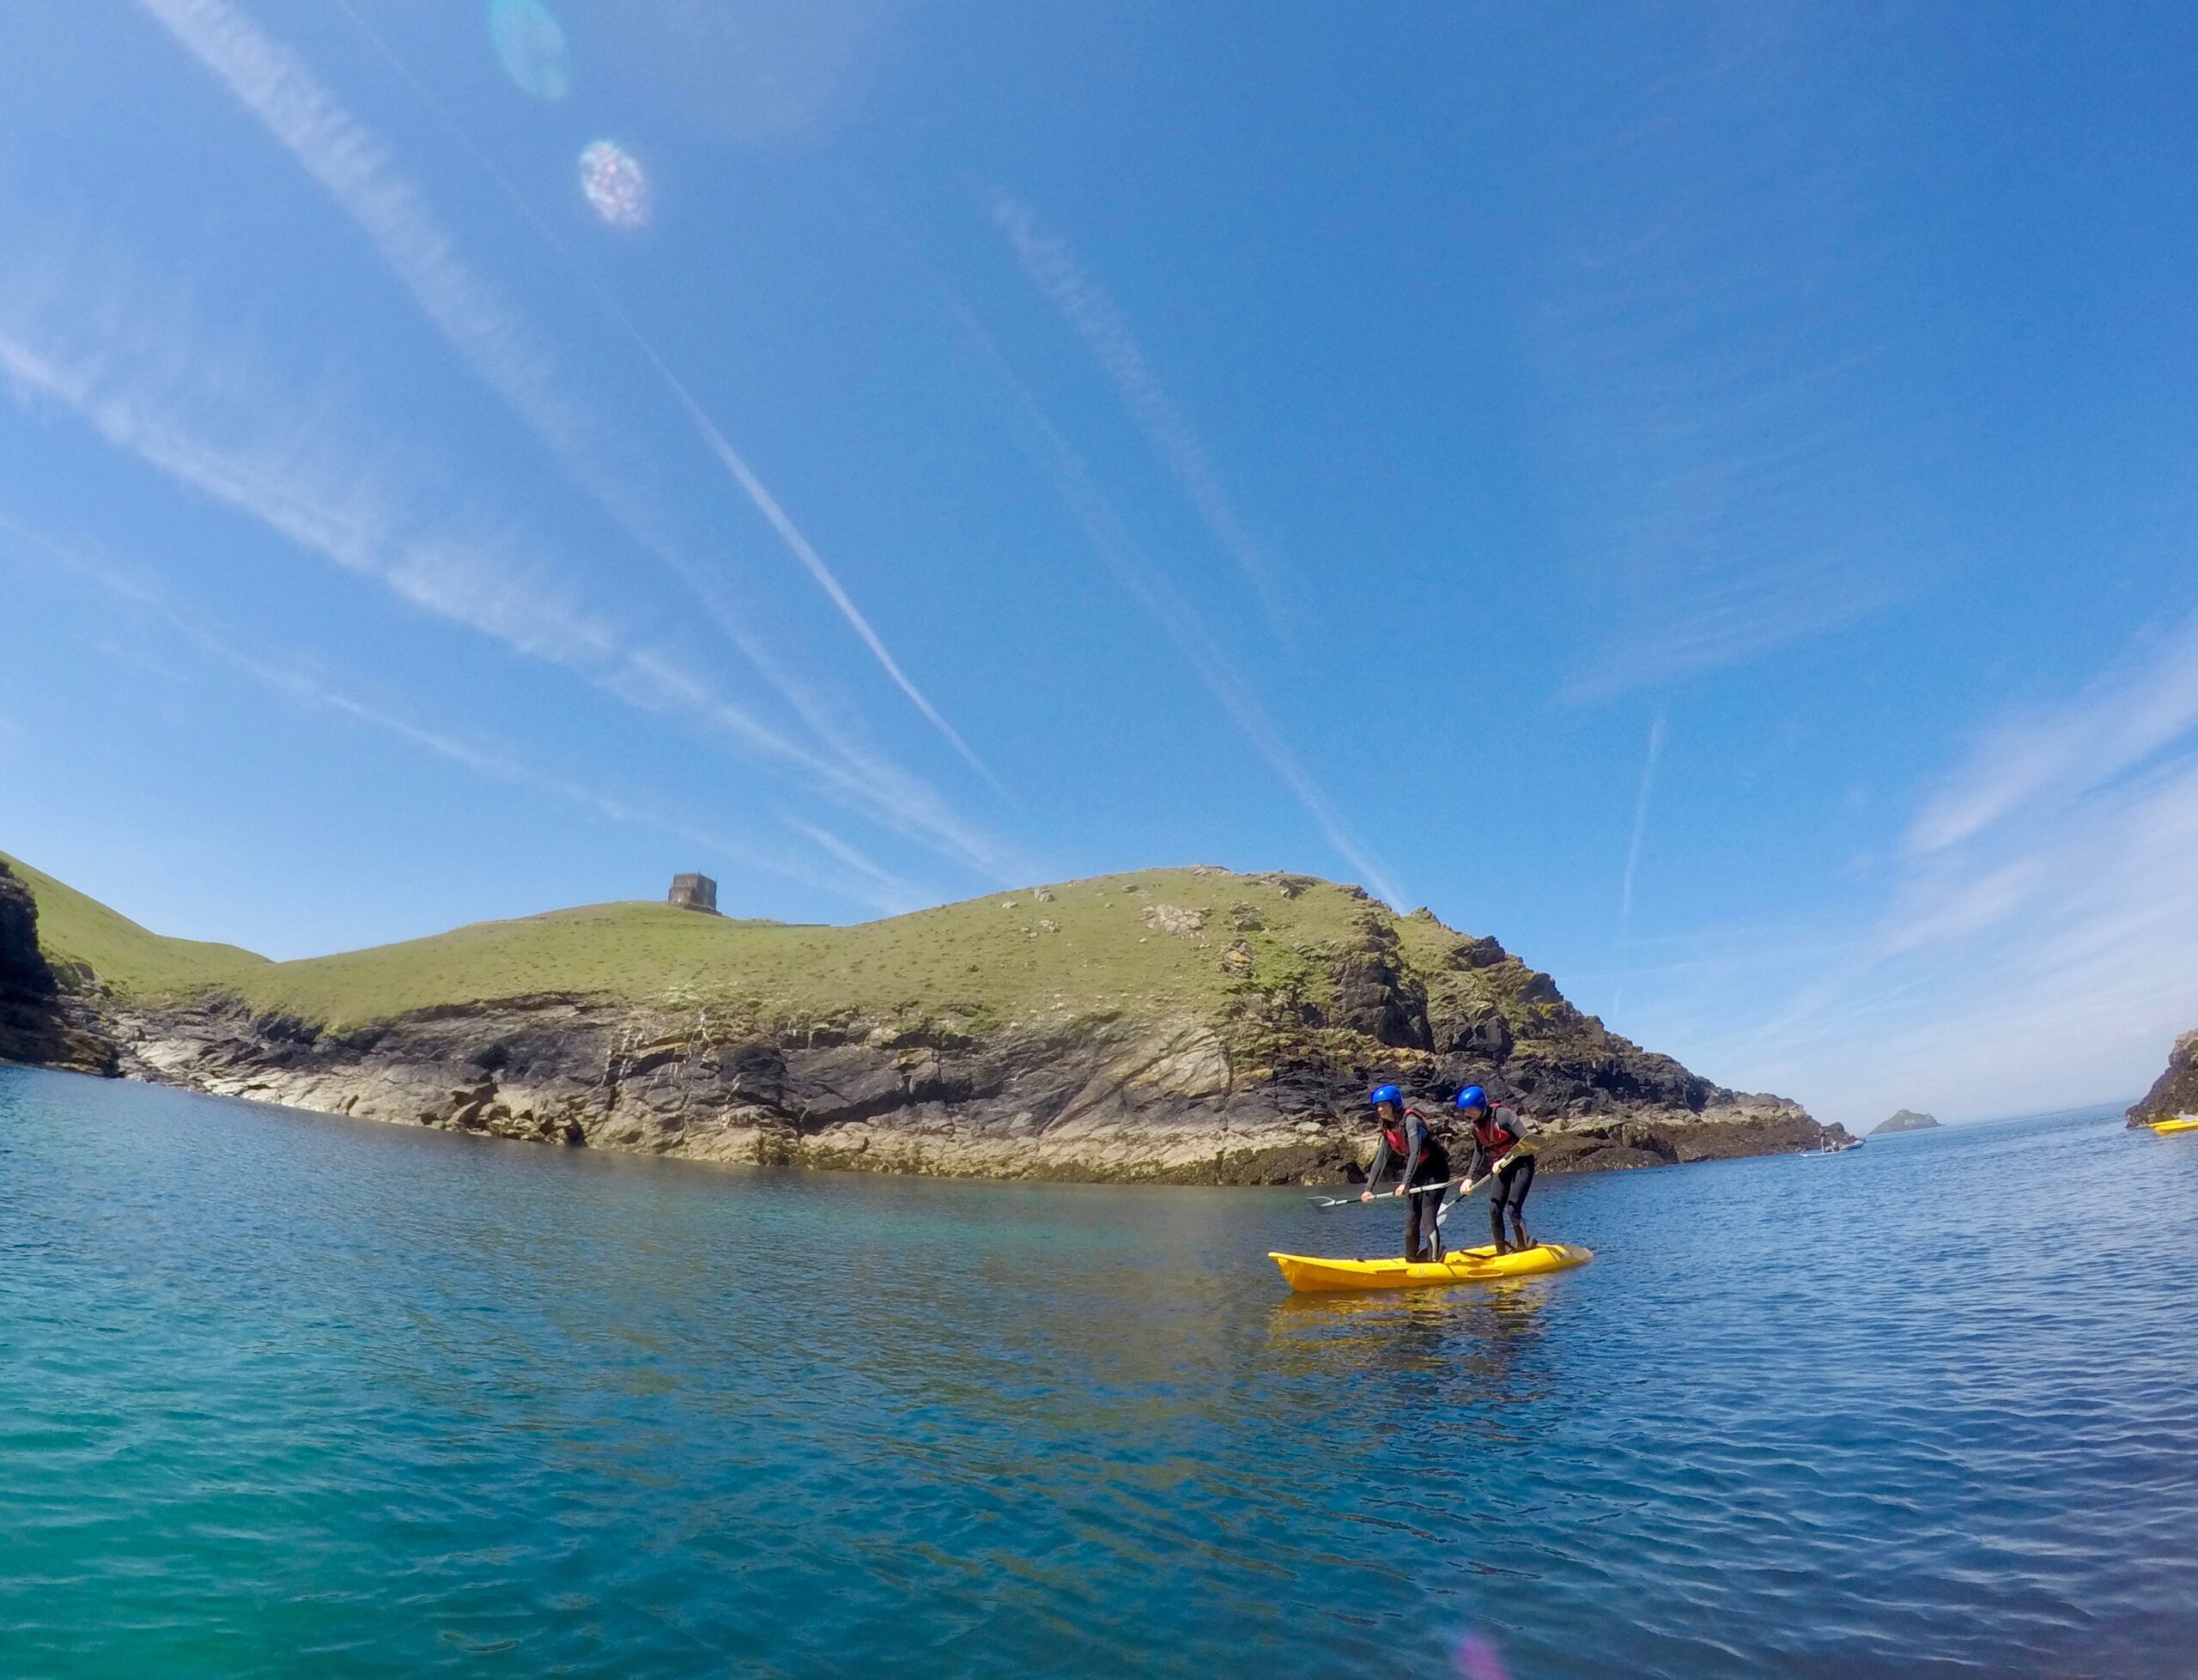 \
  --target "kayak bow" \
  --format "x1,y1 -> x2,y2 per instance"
1269,1242 -> 1593,1294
